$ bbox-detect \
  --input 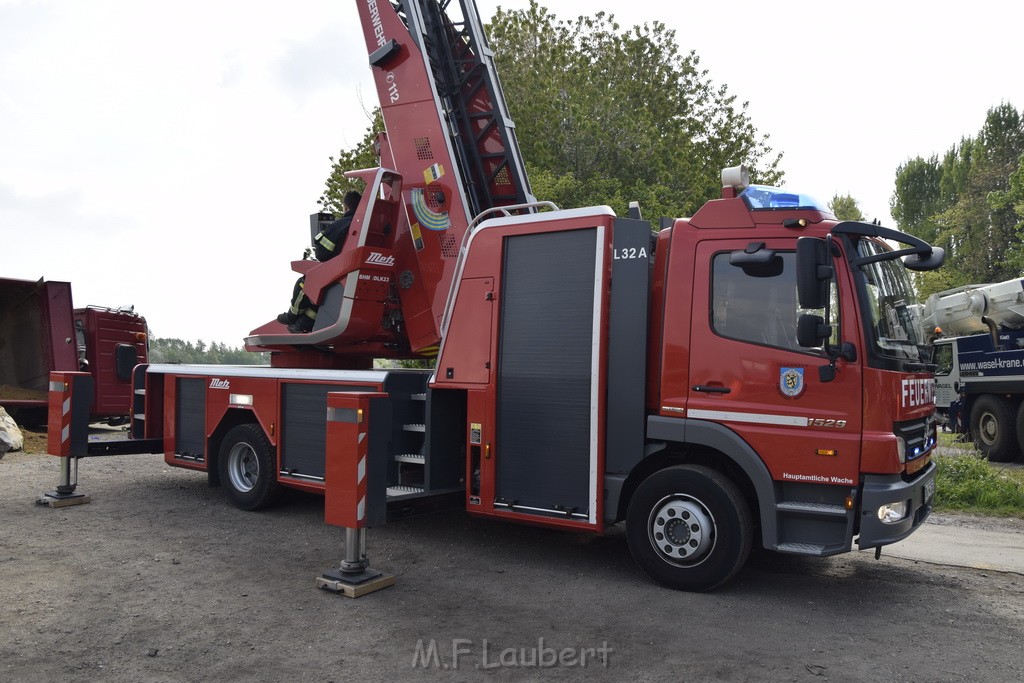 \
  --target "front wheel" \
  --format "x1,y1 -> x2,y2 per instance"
218,423 -> 283,511
626,465 -> 752,592
971,395 -> 1017,462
